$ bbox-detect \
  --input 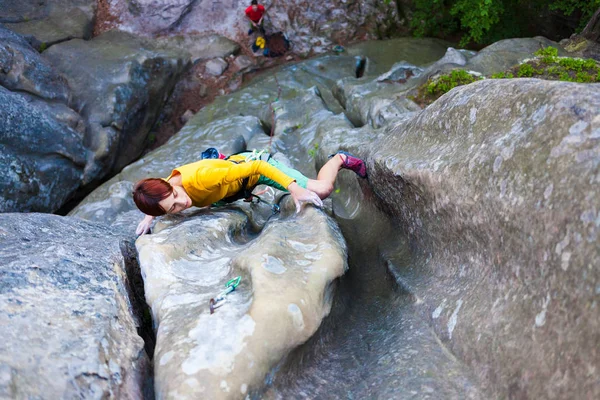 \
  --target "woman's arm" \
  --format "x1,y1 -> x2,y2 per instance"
136,214 -> 155,236
220,160 -> 296,189
287,182 -> 323,213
